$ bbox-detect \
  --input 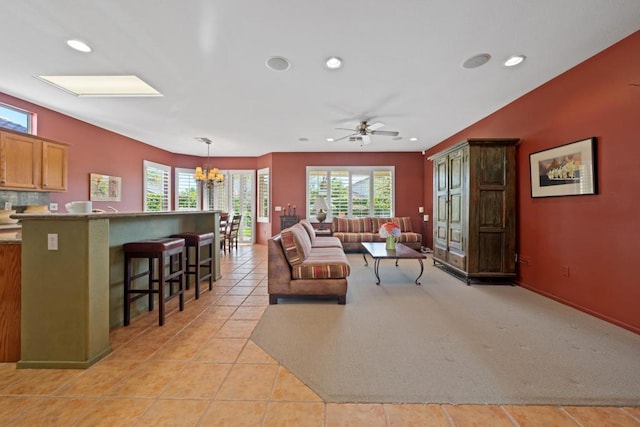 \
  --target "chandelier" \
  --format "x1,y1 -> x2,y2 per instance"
194,138 -> 224,187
